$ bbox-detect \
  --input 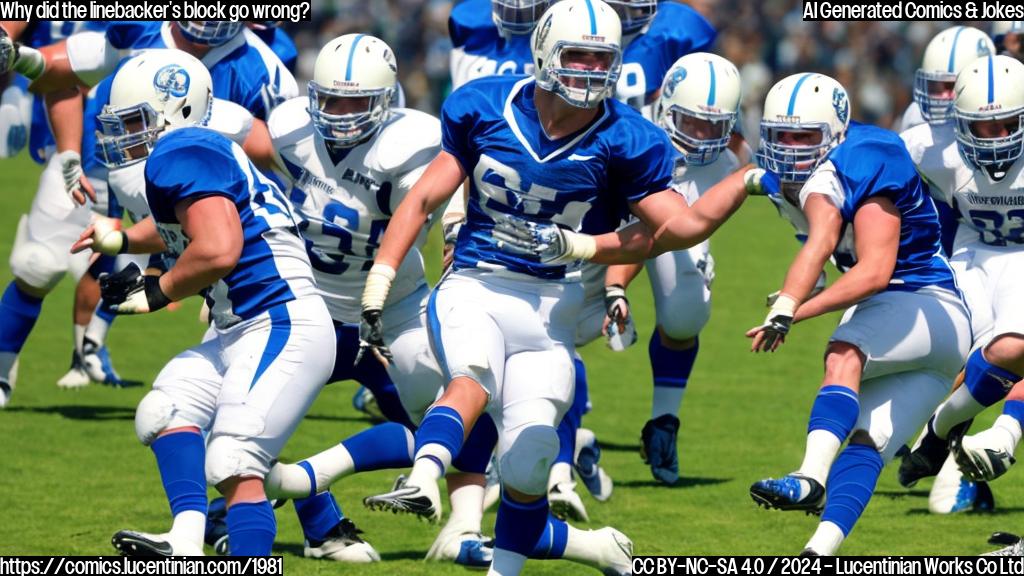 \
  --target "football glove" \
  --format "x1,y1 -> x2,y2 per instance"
0,27 -> 14,76
603,284 -> 637,351
355,308 -> 393,367
56,150 -> 96,205
492,214 -> 596,264
748,293 -> 796,352
99,263 -> 171,315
